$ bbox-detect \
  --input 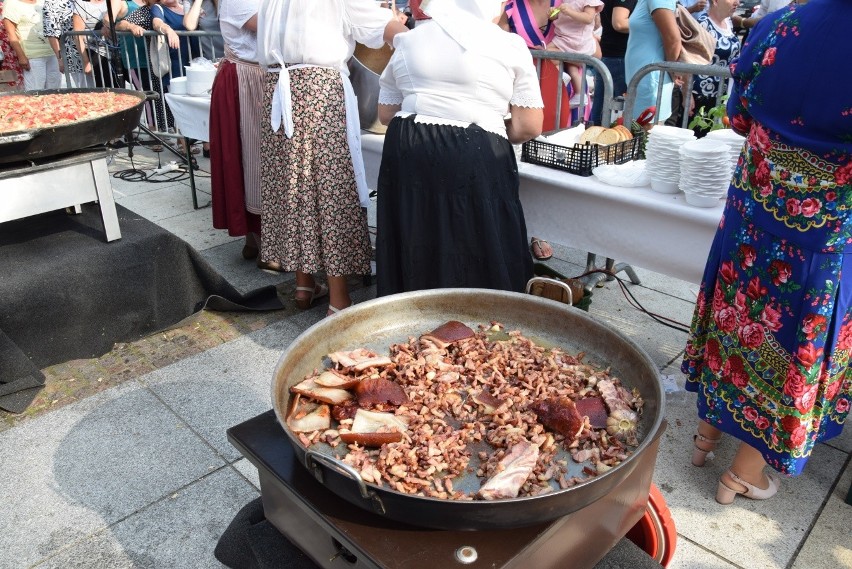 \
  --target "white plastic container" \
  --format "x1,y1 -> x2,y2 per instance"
185,66 -> 216,97
169,76 -> 187,95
